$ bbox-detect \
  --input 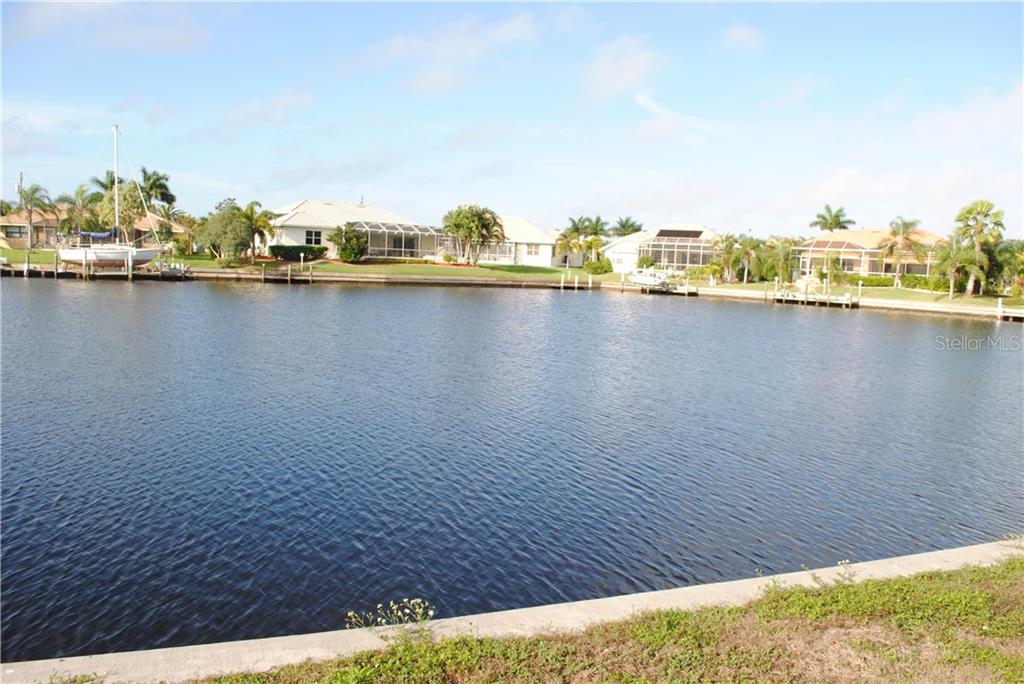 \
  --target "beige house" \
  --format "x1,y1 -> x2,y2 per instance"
473,216 -> 577,268
0,208 -> 187,250
794,229 -> 946,277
